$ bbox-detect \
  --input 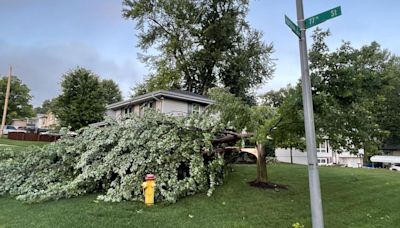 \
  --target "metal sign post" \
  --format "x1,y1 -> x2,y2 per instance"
296,0 -> 324,227
284,1 -> 342,228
